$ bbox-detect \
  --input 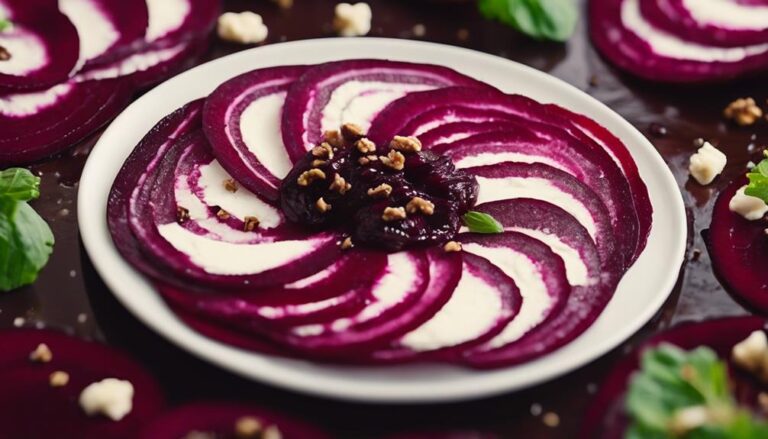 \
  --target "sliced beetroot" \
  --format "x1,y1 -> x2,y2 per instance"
203,65 -> 309,200
706,177 -> 768,313
590,0 -> 768,82
639,0 -> 768,48
0,78 -> 133,165
365,252 -> 522,363
0,0 -> 80,91
0,328 -> 165,439
466,162 -> 621,269
366,87 -> 641,265
280,59 -> 489,162
457,232 -> 571,368
580,316 -> 768,439
139,402 -> 330,439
